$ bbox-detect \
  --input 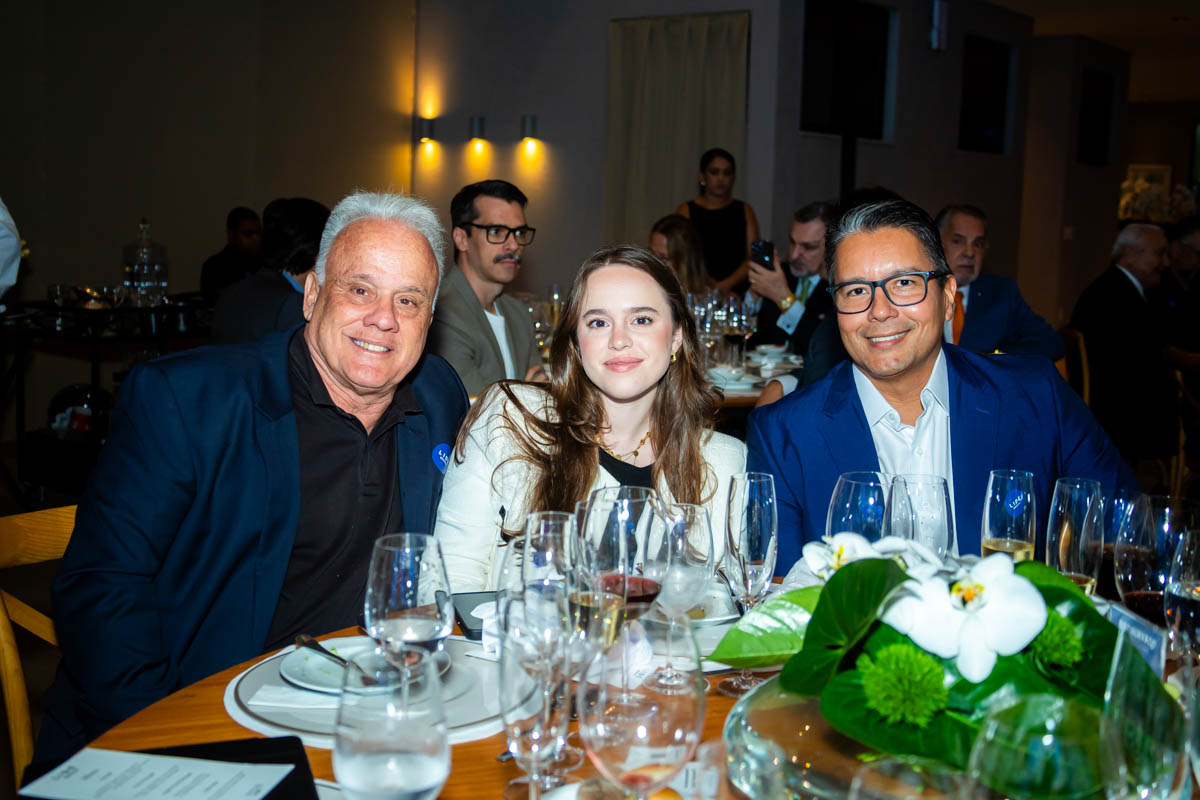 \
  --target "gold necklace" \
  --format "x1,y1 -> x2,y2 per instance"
597,430 -> 652,462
